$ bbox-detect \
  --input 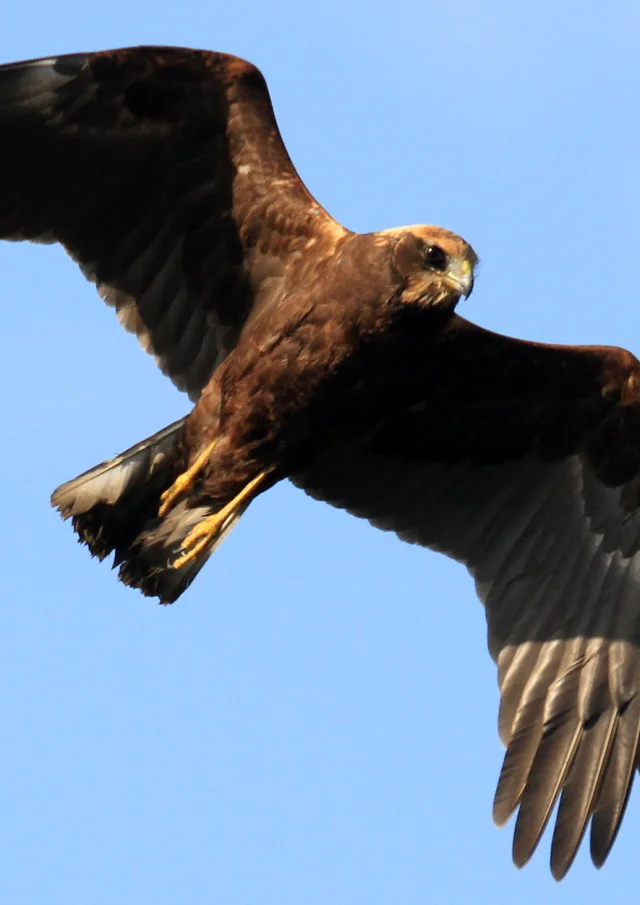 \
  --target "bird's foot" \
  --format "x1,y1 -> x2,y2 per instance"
171,471 -> 268,570
158,439 -> 218,517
